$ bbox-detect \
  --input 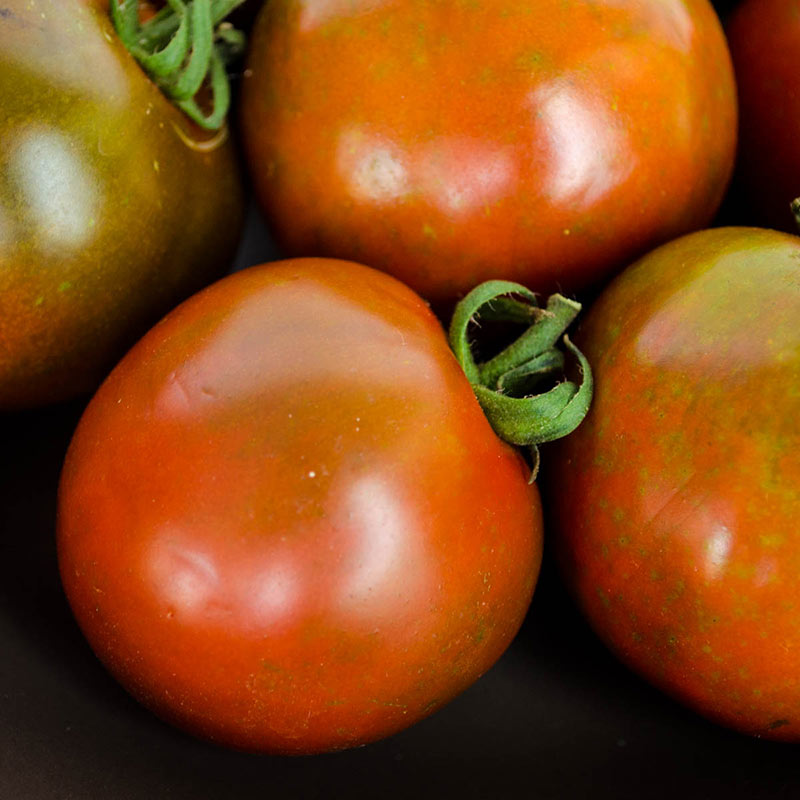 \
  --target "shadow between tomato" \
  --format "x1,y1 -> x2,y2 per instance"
0,401 -> 133,705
